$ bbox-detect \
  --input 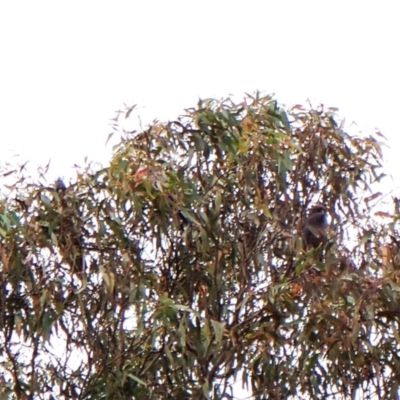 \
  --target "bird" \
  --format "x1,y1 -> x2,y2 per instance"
303,205 -> 327,249
55,178 -> 67,192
